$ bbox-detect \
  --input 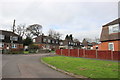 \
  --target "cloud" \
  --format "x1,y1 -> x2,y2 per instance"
0,1 -> 118,41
